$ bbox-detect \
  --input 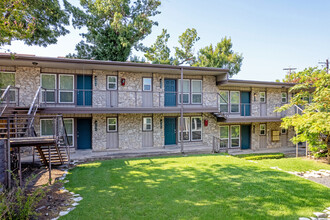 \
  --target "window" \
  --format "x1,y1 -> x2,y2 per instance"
231,125 -> 240,148
219,126 -> 229,148
41,74 -> 56,103
40,119 -> 54,136
143,78 -> 152,91
281,128 -> 287,135
107,76 -> 117,90
64,118 -> 74,146
281,92 -> 287,103
230,91 -> 240,113
59,75 -> 74,103
260,92 -> 266,103
143,117 -> 152,131
107,118 -> 117,132
260,124 -> 266,135
191,117 -> 202,140
191,80 -> 202,104
178,79 -> 190,104
0,72 -> 16,102
219,91 -> 229,112
178,117 -> 190,141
